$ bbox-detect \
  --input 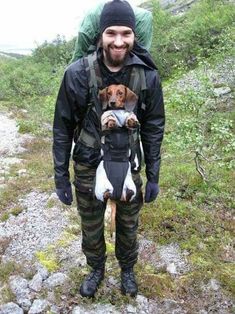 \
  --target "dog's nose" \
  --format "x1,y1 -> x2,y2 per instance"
110,101 -> 116,108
